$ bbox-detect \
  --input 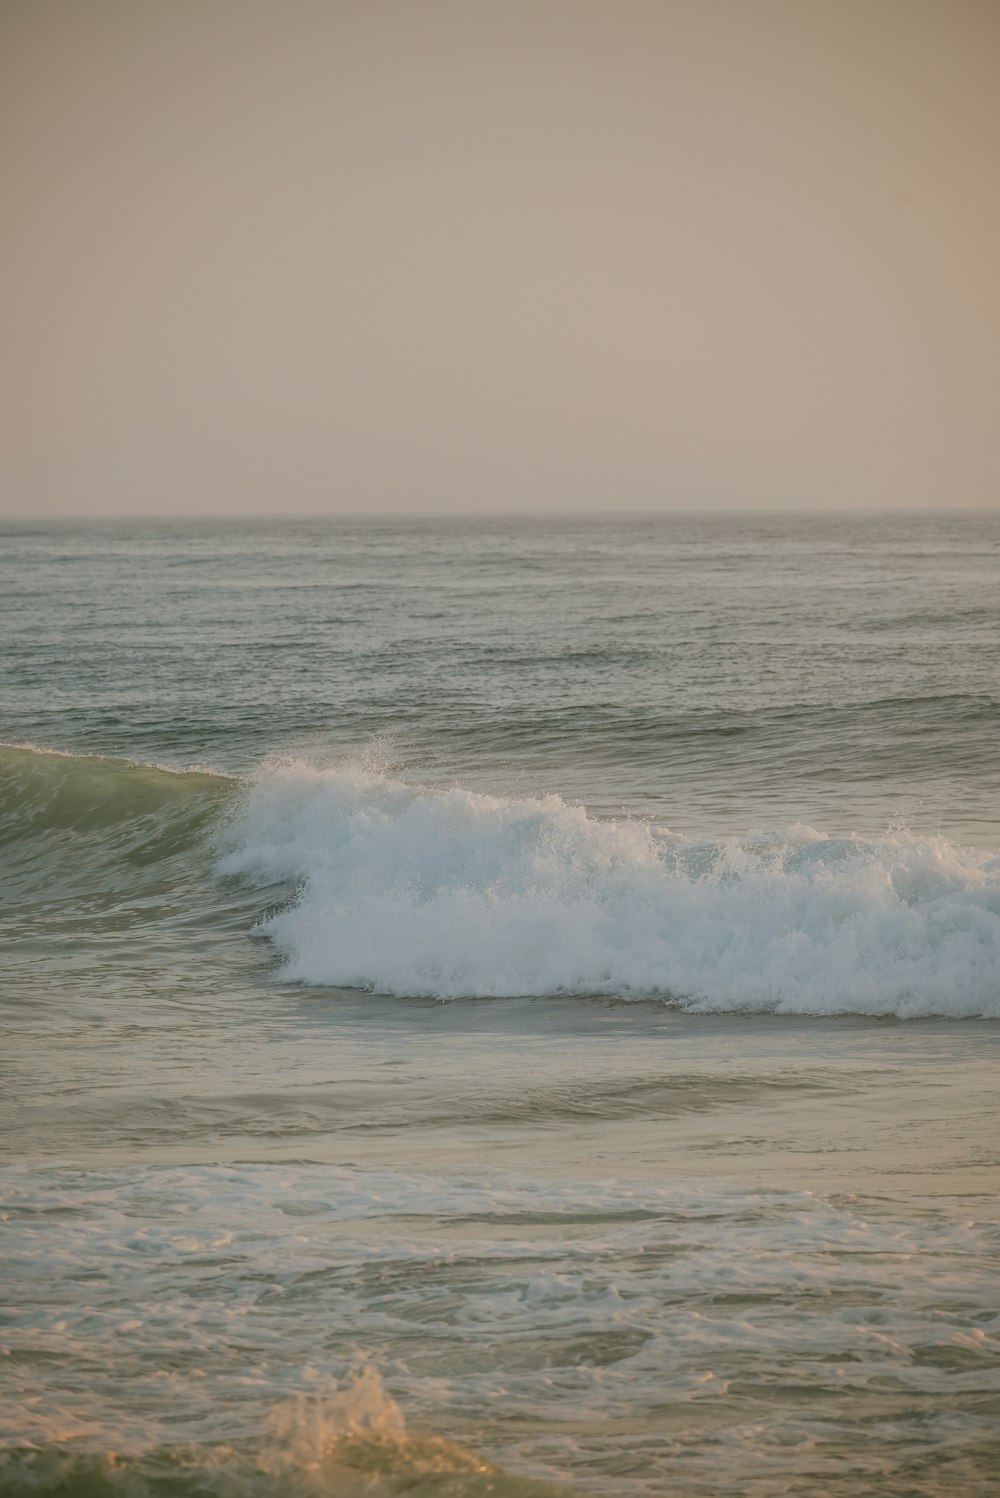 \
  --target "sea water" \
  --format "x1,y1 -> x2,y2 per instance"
1,513 -> 998,1494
